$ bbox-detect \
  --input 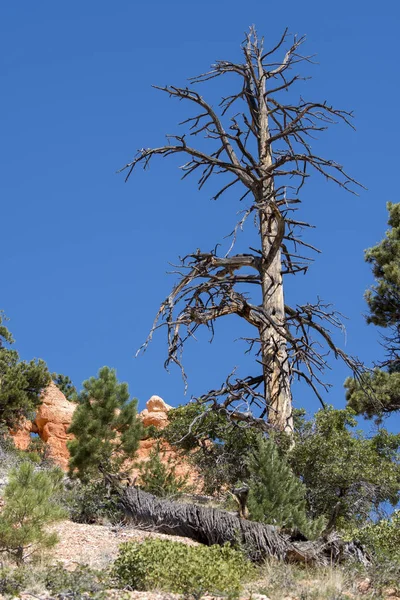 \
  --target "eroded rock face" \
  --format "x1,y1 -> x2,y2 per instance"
140,394 -> 172,429
11,381 -> 75,470
9,385 -> 188,478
